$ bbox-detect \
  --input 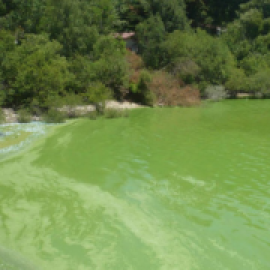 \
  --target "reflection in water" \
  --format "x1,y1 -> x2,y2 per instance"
0,101 -> 270,269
